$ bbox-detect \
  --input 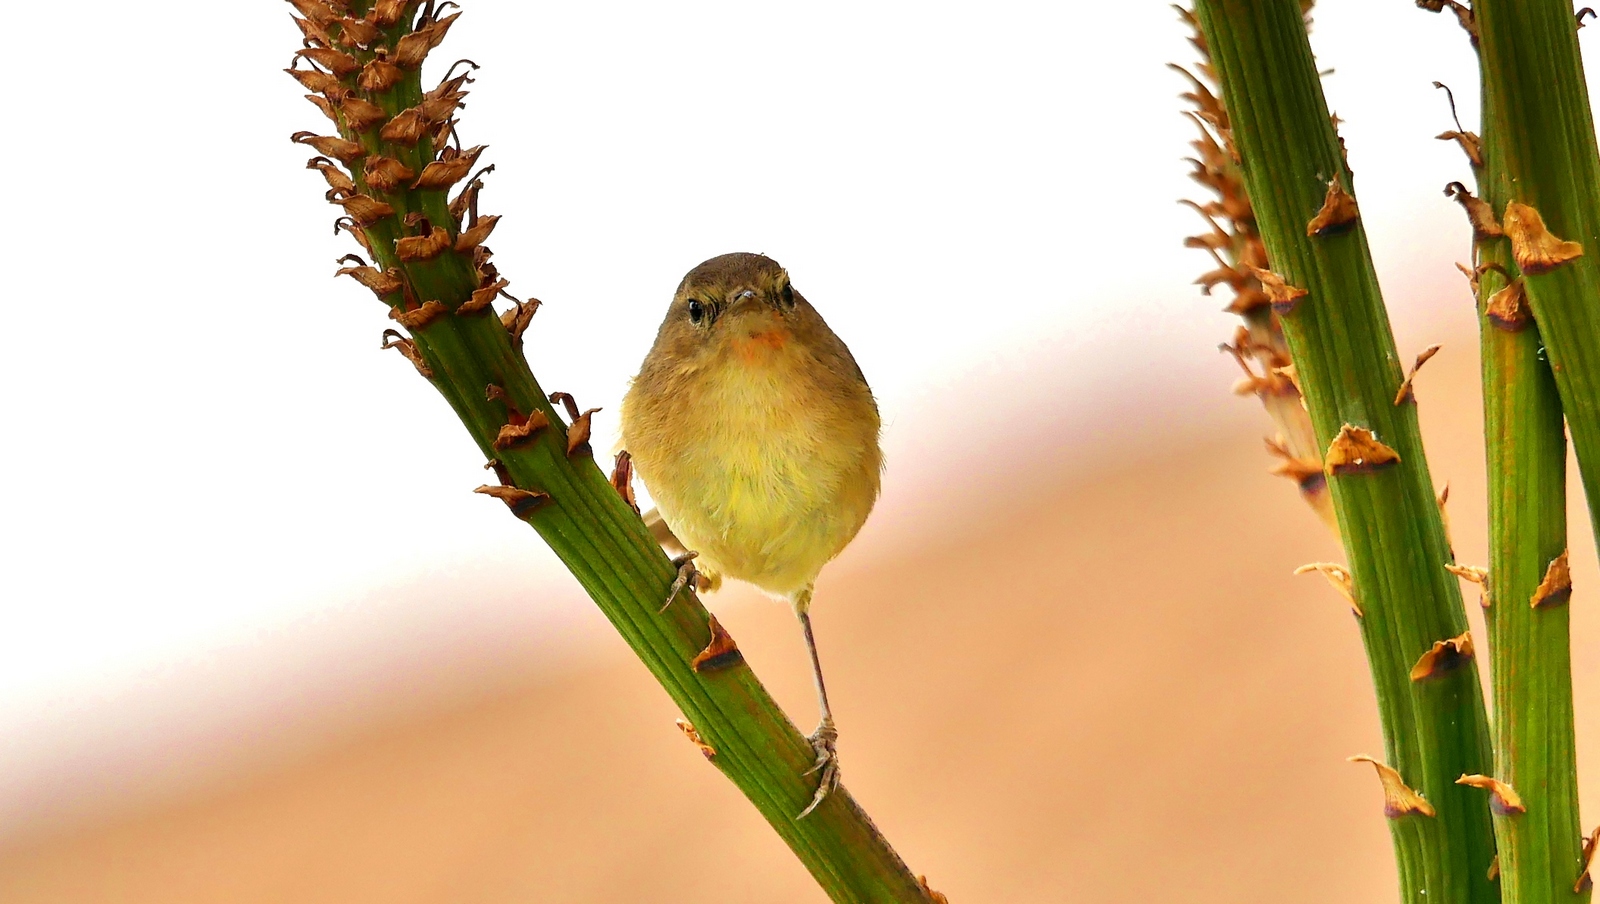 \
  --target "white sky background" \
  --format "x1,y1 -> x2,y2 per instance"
0,0 -> 1581,832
